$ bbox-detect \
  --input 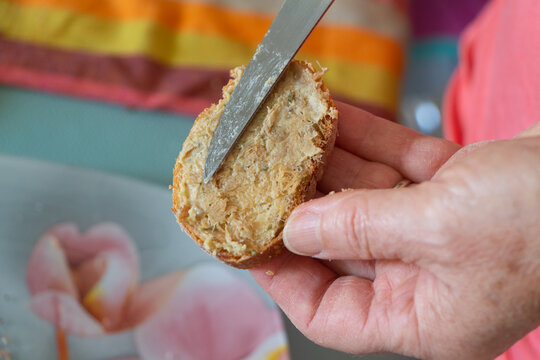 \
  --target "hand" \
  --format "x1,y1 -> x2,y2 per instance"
250,102 -> 540,360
